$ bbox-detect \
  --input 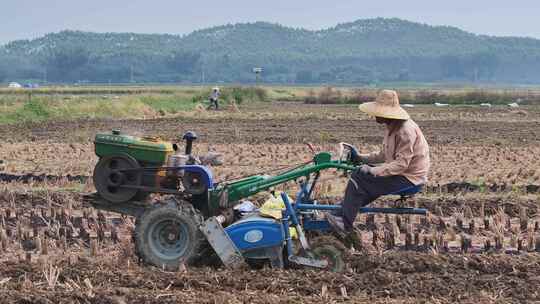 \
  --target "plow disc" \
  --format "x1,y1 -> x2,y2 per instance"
311,244 -> 345,272
307,235 -> 348,272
